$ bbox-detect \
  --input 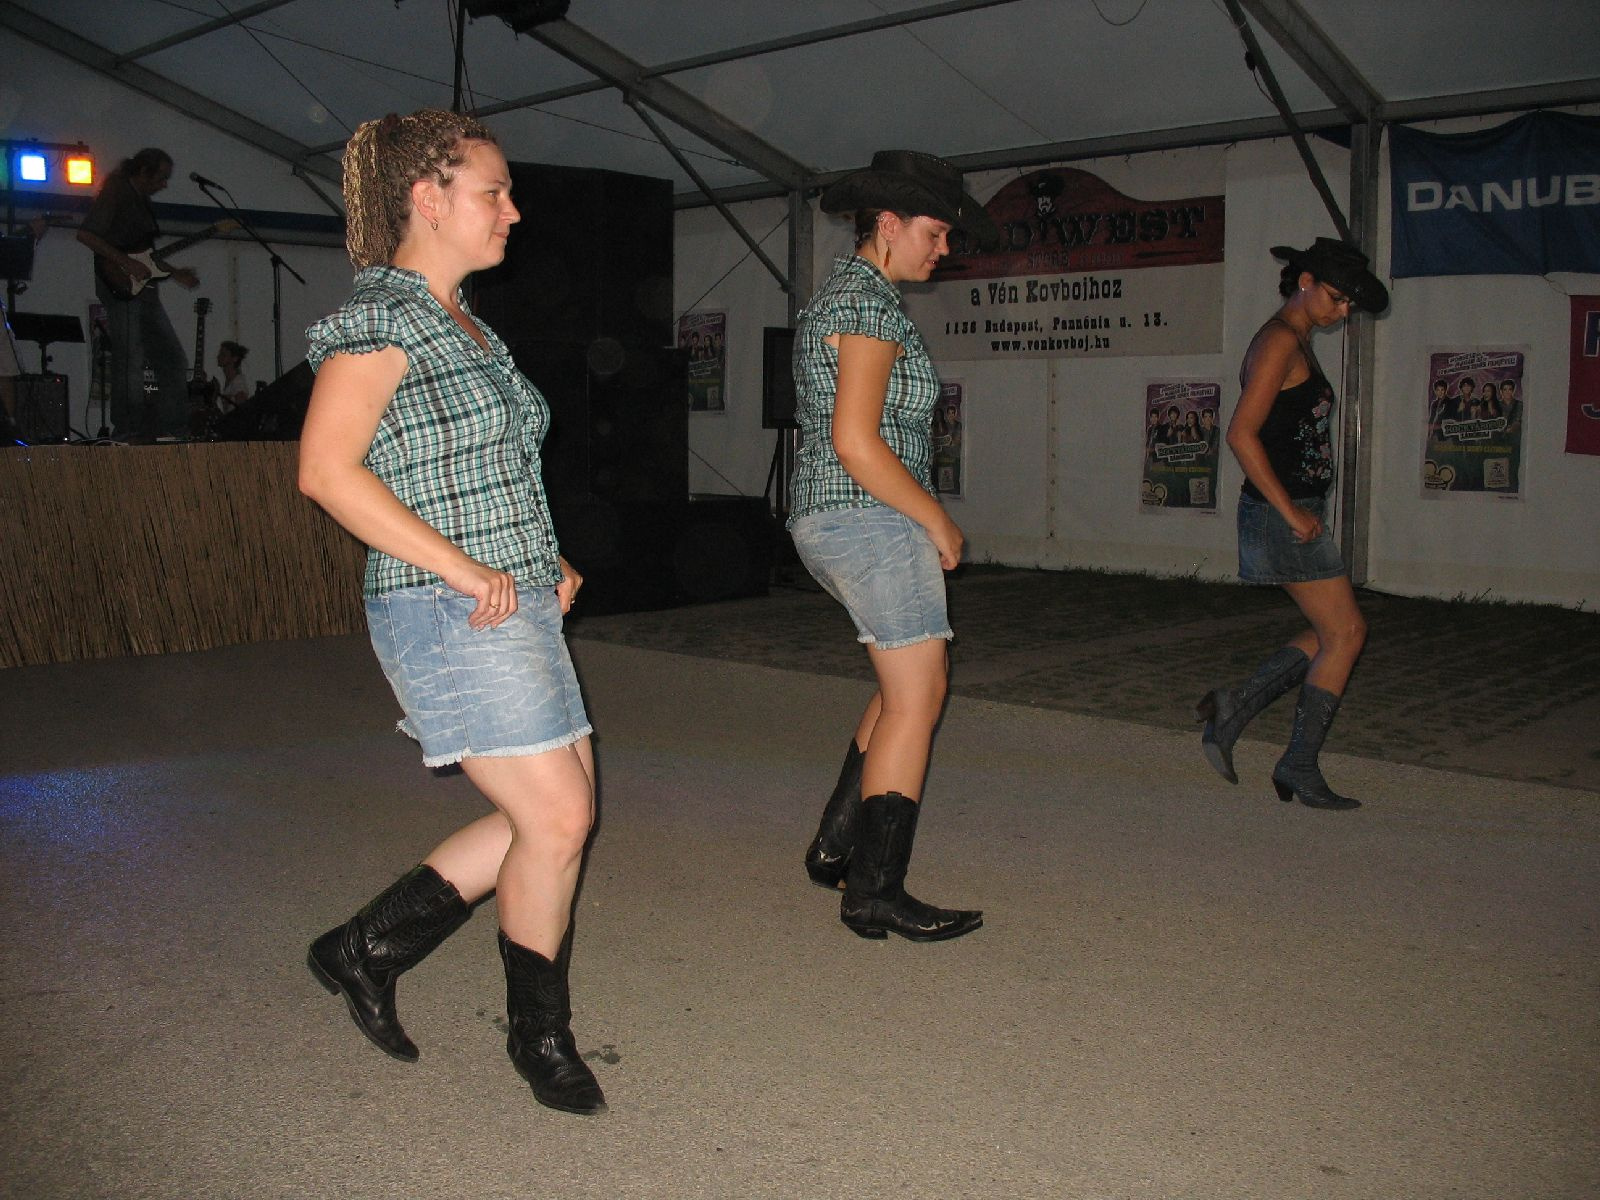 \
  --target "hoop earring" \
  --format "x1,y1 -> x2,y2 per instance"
430,219 -> 439,231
